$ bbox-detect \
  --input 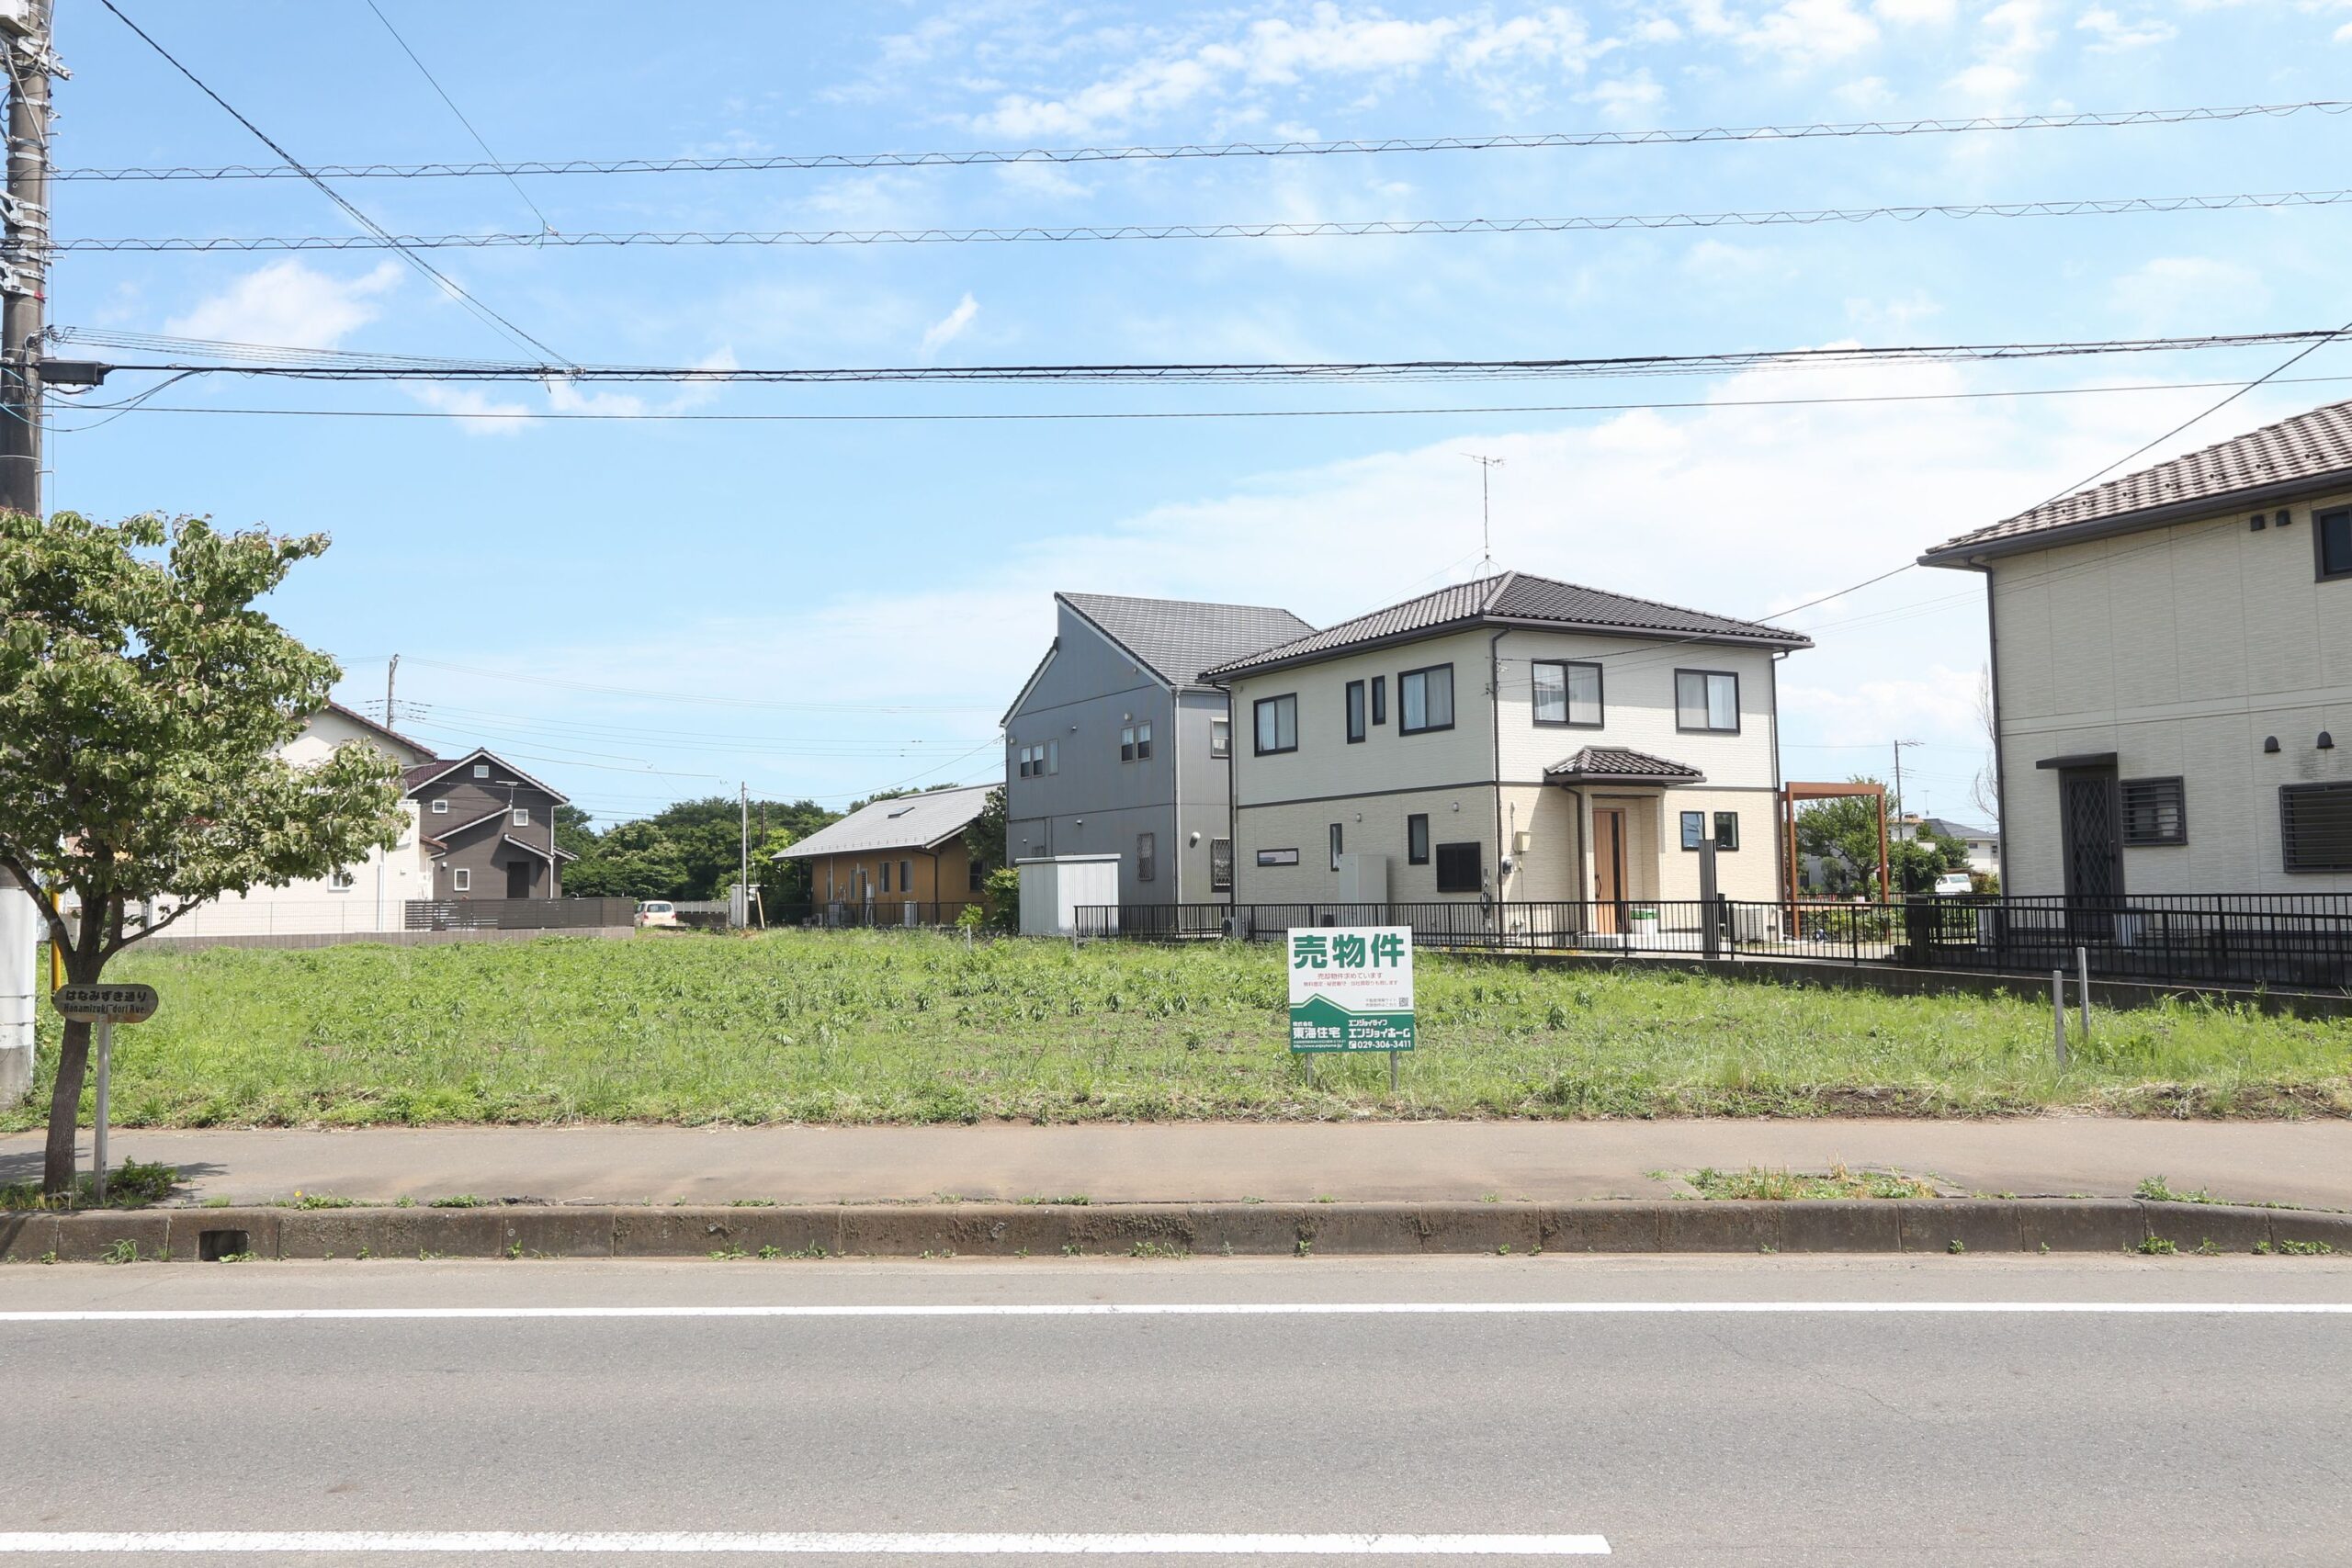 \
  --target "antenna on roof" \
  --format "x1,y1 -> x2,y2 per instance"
1463,454 -> 1504,572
